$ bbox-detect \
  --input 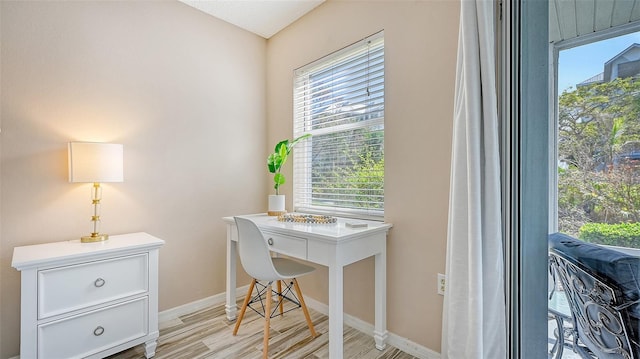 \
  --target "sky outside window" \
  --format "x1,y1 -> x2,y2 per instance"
558,31 -> 640,93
